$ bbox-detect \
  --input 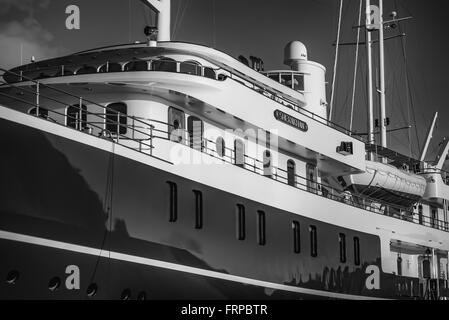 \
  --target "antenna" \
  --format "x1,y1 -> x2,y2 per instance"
379,0 -> 387,149
365,0 -> 375,156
